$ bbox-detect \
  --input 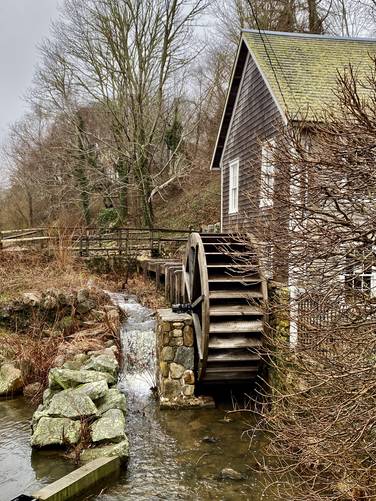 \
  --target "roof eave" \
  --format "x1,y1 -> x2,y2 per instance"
242,34 -> 287,123
209,39 -> 248,170
210,34 -> 289,170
